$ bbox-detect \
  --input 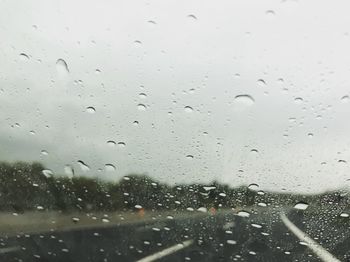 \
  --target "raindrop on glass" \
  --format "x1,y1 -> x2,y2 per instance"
105,164 -> 116,172
72,217 -> 80,223
265,10 -> 276,17
237,211 -> 250,217
186,155 -> 194,159
77,160 -> 90,172
341,95 -> 349,103
293,202 -> 309,210
64,165 -> 74,177
148,20 -> 157,25
118,142 -> 126,148
234,94 -> 255,106
250,149 -> 259,154
197,207 -> 207,213
248,183 -> 259,191
184,106 -> 194,113
41,150 -> 49,156
42,169 -> 53,178
294,97 -> 303,104
86,106 -> 96,113
257,79 -> 266,87
137,104 -> 147,111
107,140 -> 116,147
19,53 -> 29,61
56,58 -> 69,75
139,93 -> 147,99
187,14 -> 197,20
